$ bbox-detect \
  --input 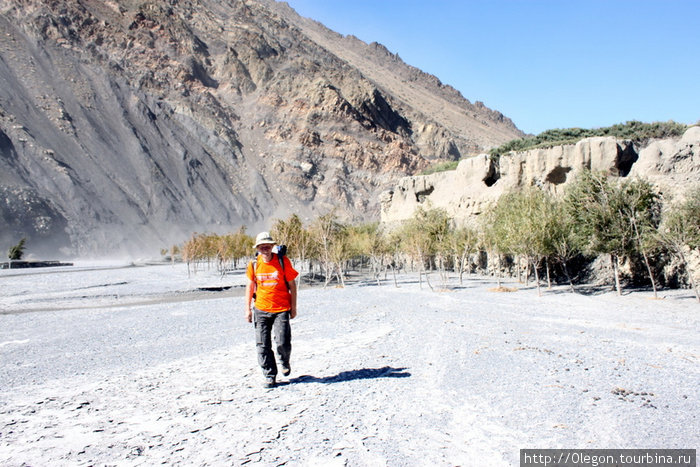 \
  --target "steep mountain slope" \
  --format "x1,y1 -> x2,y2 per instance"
0,0 -> 523,256
267,0 -> 520,153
